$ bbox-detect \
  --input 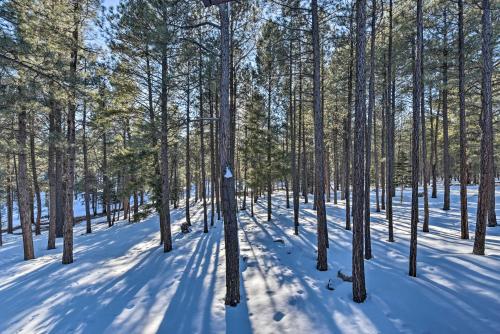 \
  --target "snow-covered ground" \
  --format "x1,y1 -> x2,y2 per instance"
0,185 -> 499,334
